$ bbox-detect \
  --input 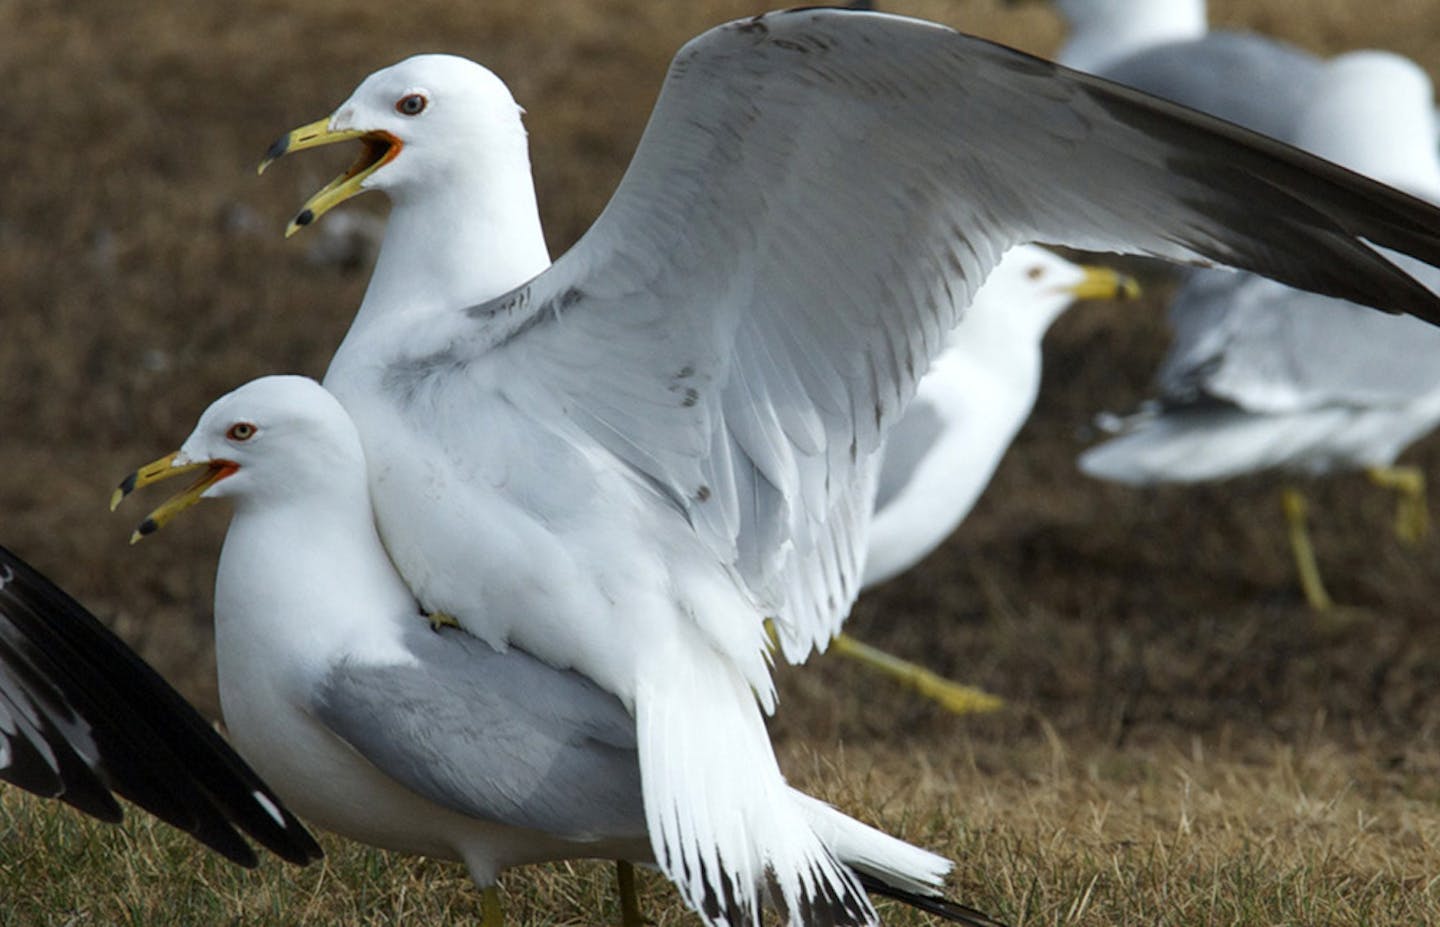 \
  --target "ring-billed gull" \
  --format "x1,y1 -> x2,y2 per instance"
262,51 -> 1136,714
0,543 -> 320,867
250,9 -> 1440,923
841,246 -> 1137,712
113,374 -> 1003,927
1079,50 -> 1440,610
